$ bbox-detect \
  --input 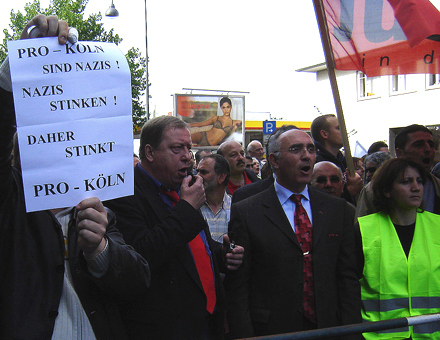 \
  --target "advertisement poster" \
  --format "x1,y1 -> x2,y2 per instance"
8,37 -> 133,212
175,94 -> 245,147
